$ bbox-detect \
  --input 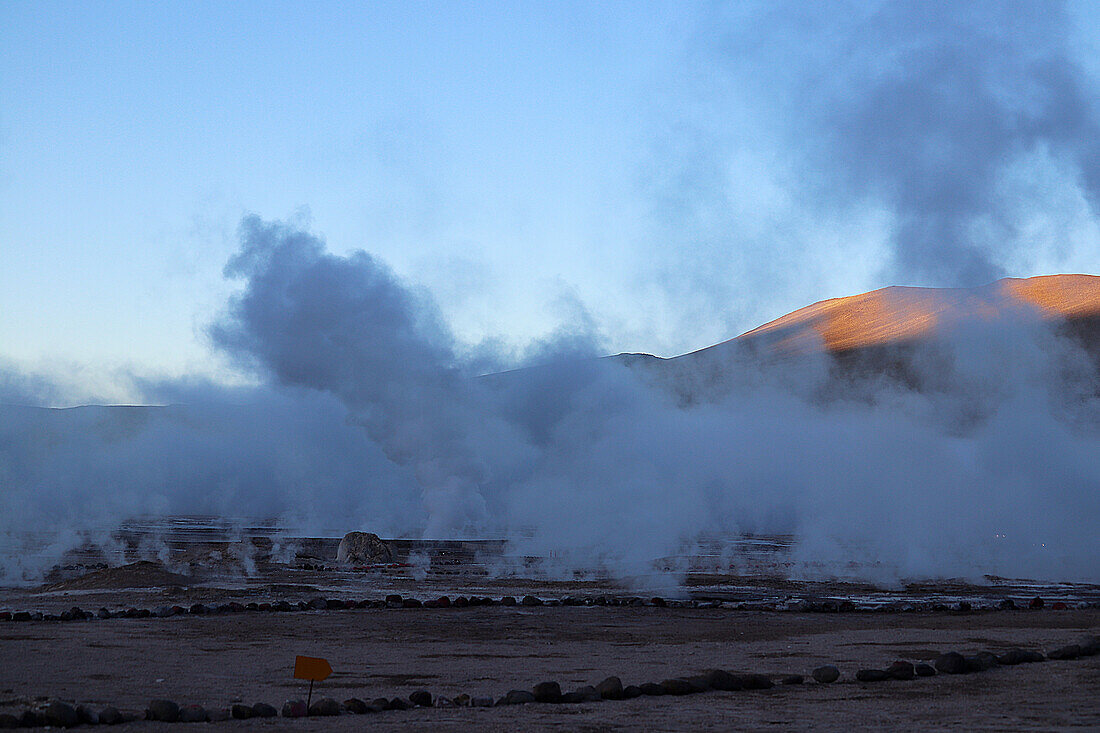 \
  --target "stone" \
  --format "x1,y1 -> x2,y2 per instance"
1048,644 -> 1082,660
97,608 -> 112,619
532,681 -> 562,703
0,714 -> 17,729
1029,596 -> 1044,609
43,701 -> 79,728
812,665 -> 840,683
886,661 -> 915,680
855,669 -> 889,682
231,703 -> 254,719
206,708 -> 230,722
402,598 -> 423,608
325,599 -> 345,610
178,705 -> 207,722
914,663 -> 936,677
452,694 -> 470,706
409,690 -> 433,707
75,705 -> 100,725
707,669 -> 742,691
638,682 -> 667,696
1080,636 -> 1100,656
650,596 -> 667,607
282,700 -> 308,718
622,685 -> 643,699
146,699 -> 180,722
436,697 -> 454,707
1051,601 -> 1068,610
964,652 -> 999,672
19,711 -> 41,728
569,686 -> 602,702
307,597 -> 328,610
309,697 -> 341,716
998,598 -> 1017,610
385,594 -> 403,607
503,690 -> 536,705
389,698 -> 411,710
740,674 -> 774,690
781,675 -> 804,685
935,652 -> 967,674
336,531 -> 395,564
99,706 -> 122,725
659,678 -> 697,695
342,698 -> 368,714
998,648 -> 1043,665
521,595 -> 543,606
371,698 -> 391,711
595,676 -> 623,700
470,696 -> 494,707
252,702 -> 277,718
500,596 -> 517,606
